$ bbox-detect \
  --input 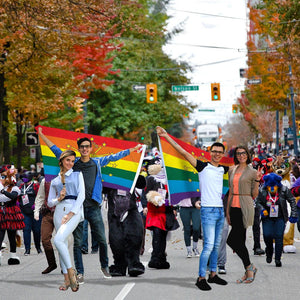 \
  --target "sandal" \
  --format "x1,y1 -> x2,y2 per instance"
243,263 -> 257,284
67,268 -> 79,292
236,272 -> 247,284
59,281 -> 70,291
